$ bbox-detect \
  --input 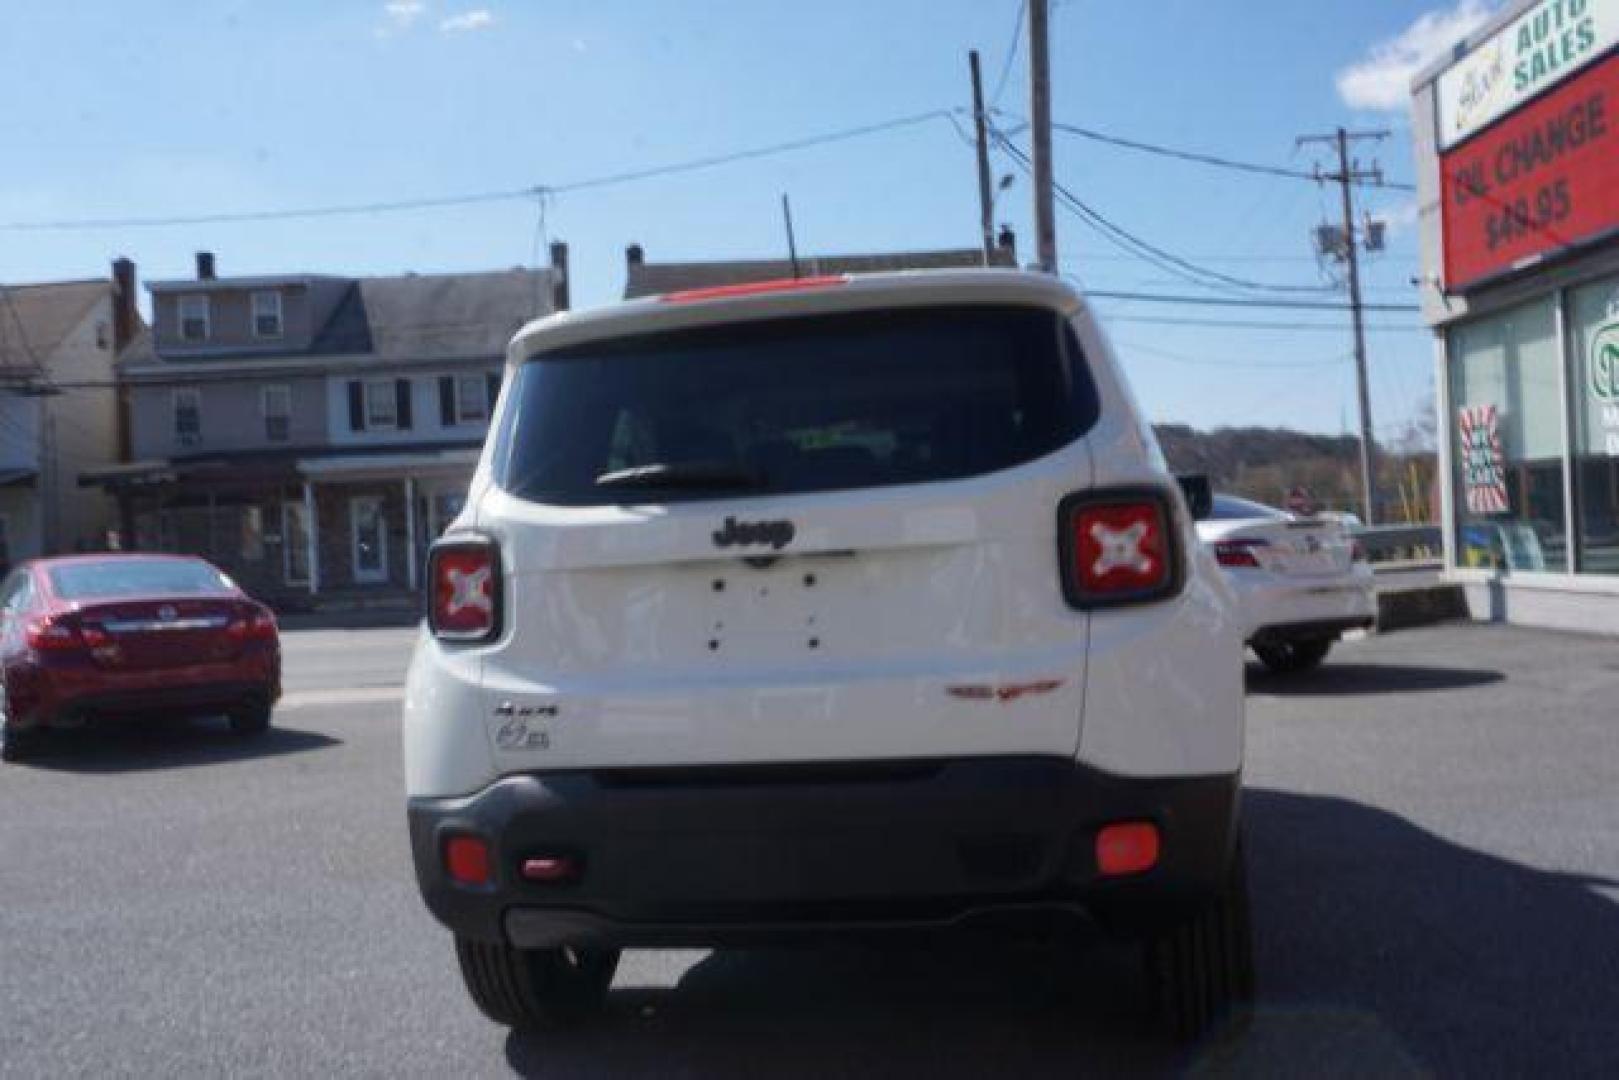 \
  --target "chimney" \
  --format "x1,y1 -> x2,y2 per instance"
196,251 -> 216,280
996,226 -> 1017,263
626,243 -> 645,268
549,241 -> 571,312
111,257 -> 137,353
